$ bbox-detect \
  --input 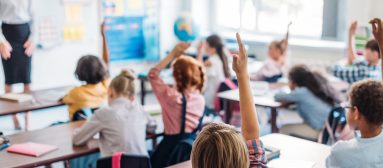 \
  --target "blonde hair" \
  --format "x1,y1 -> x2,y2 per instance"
191,123 -> 249,168
109,70 -> 135,97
